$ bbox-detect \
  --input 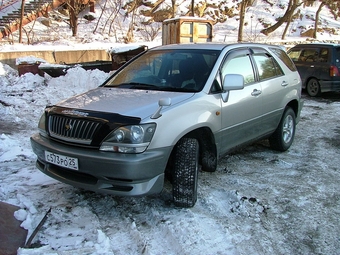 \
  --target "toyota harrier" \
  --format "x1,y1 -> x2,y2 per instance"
31,43 -> 303,207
